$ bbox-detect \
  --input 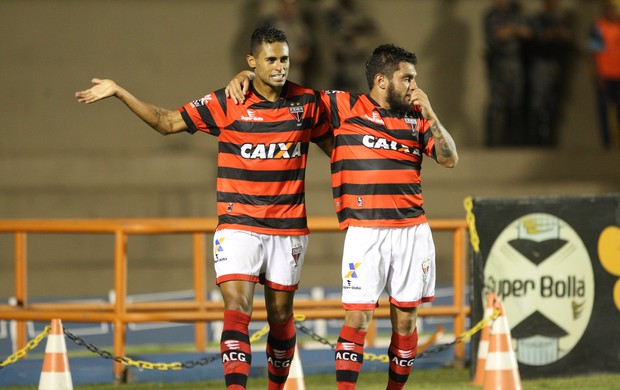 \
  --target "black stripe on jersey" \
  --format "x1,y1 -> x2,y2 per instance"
332,183 -> 422,198
180,110 -> 199,134
218,167 -> 305,182
348,93 -> 360,109
218,191 -> 304,206
231,118 -> 317,133
219,215 -> 308,230
421,126 -> 433,146
331,158 -> 421,173
196,104 -> 221,136
328,92 -> 341,128
215,89 -> 228,116
337,207 -> 425,221
345,116 -> 386,132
